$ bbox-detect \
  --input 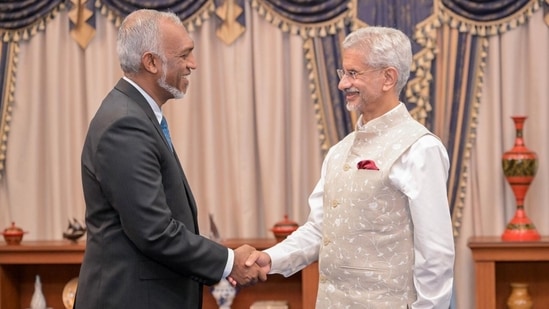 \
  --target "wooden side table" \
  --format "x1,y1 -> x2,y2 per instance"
468,236 -> 549,309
